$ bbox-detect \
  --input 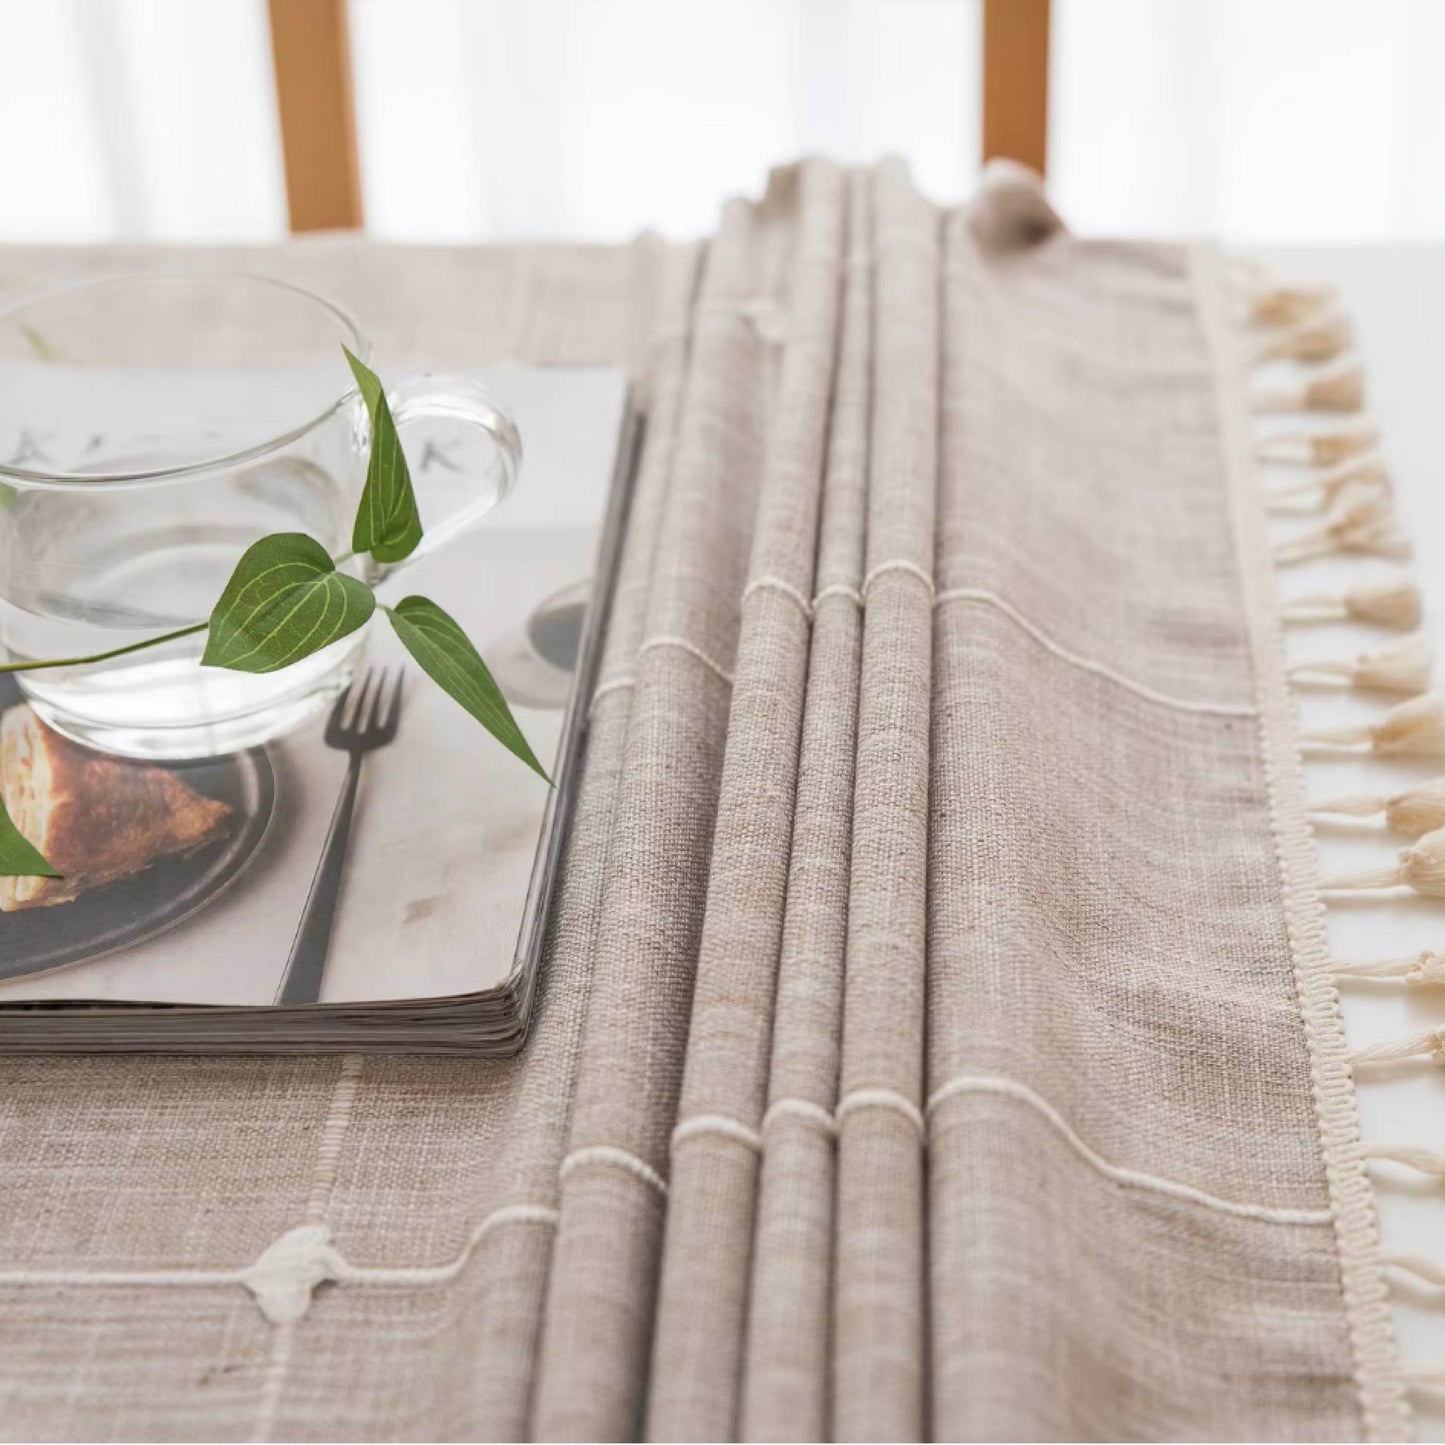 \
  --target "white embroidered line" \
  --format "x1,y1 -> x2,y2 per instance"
926,1074 -> 1335,1226
254,1053 -> 364,1441
559,1144 -> 669,1197
813,582 -> 864,609
743,575 -> 814,622
935,587 -> 1259,720
637,635 -> 735,686
304,1053 -> 363,1218
647,294 -> 798,356
762,1097 -> 839,1136
696,297 -> 788,345
332,1205 -> 559,1287
862,558 -> 935,599
0,1207 -> 562,1318
835,1086 -> 927,1137
590,673 -> 636,710
0,1263 -> 243,1289
671,1114 -> 763,1152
